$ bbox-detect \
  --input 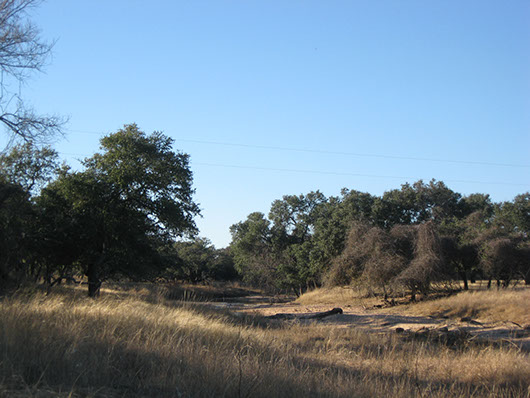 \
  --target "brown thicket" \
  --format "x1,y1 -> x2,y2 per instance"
326,221 -> 445,300
395,222 -> 444,300
324,221 -> 376,287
